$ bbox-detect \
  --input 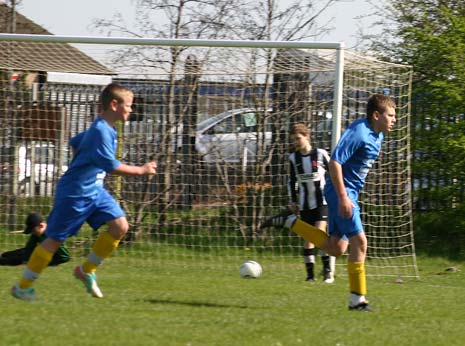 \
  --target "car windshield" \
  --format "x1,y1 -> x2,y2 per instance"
196,108 -> 265,133
196,111 -> 233,132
